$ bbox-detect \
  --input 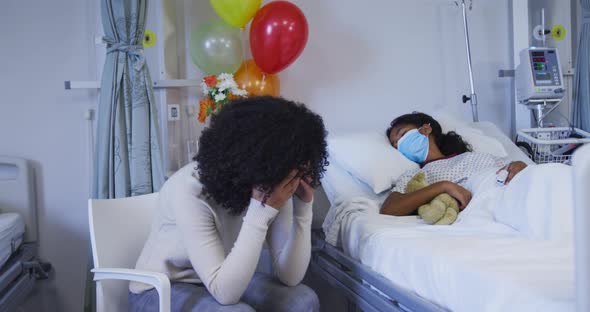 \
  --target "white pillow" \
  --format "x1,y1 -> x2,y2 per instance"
321,157 -> 382,205
460,129 -> 508,158
432,111 -> 508,158
432,112 -> 484,135
328,132 -> 419,194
